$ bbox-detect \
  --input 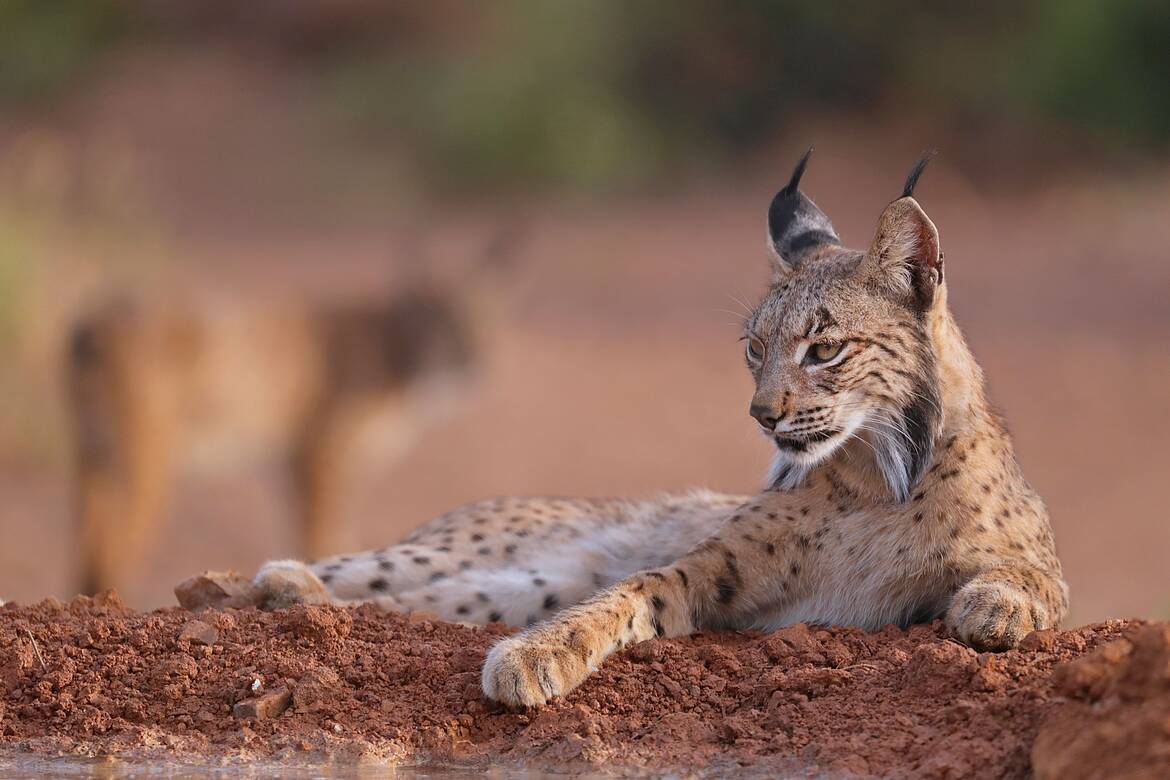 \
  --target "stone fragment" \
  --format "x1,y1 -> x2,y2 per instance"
174,571 -> 262,611
178,620 -> 219,646
233,687 -> 292,721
